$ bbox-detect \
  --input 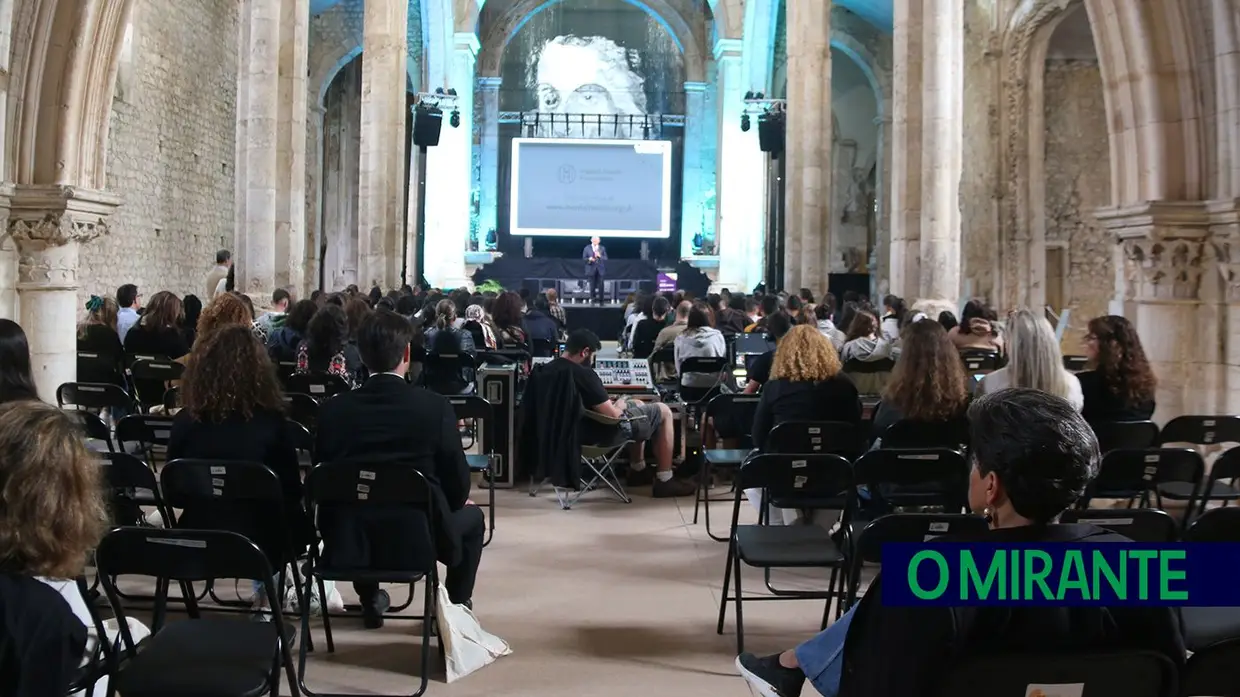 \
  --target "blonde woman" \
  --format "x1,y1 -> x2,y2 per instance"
978,309 -> 1084,410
